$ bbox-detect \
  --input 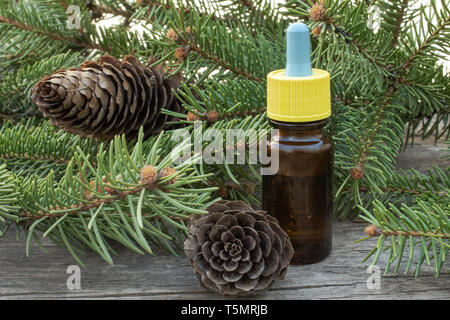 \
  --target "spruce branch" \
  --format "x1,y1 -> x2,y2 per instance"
0,119 -> 98,178
2,128 -> 218,265
174,79 -> 267,123
400,15 -> 450,71
0,164 -> 21,217
354,165 -> 449,277
0,15 -> 106,52
331,23 -> 392,74
355,86 -> 397,170
179,37 -> 263,82
365,226 -> 450,240
338,0 -> 448,195
336,166 -> 449,220
356,187 -> 425,196
358,195 -> 449,276
0,1 -> 147,63
161,7 -> 279,84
